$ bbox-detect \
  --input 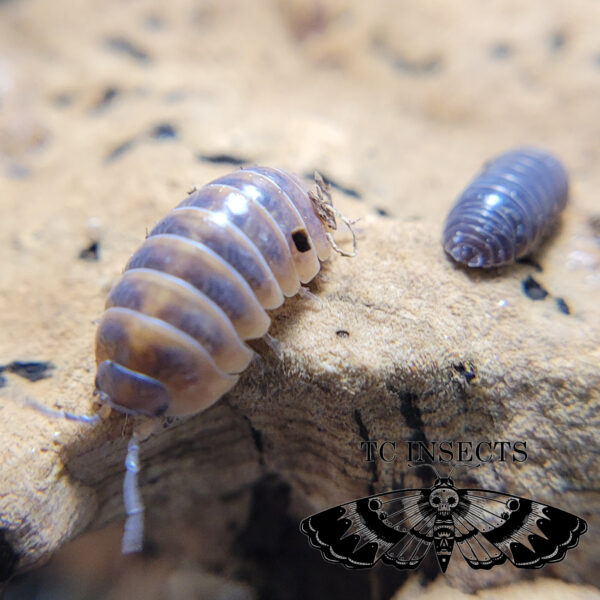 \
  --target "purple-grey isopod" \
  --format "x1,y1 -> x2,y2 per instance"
442,147 -> 569,268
